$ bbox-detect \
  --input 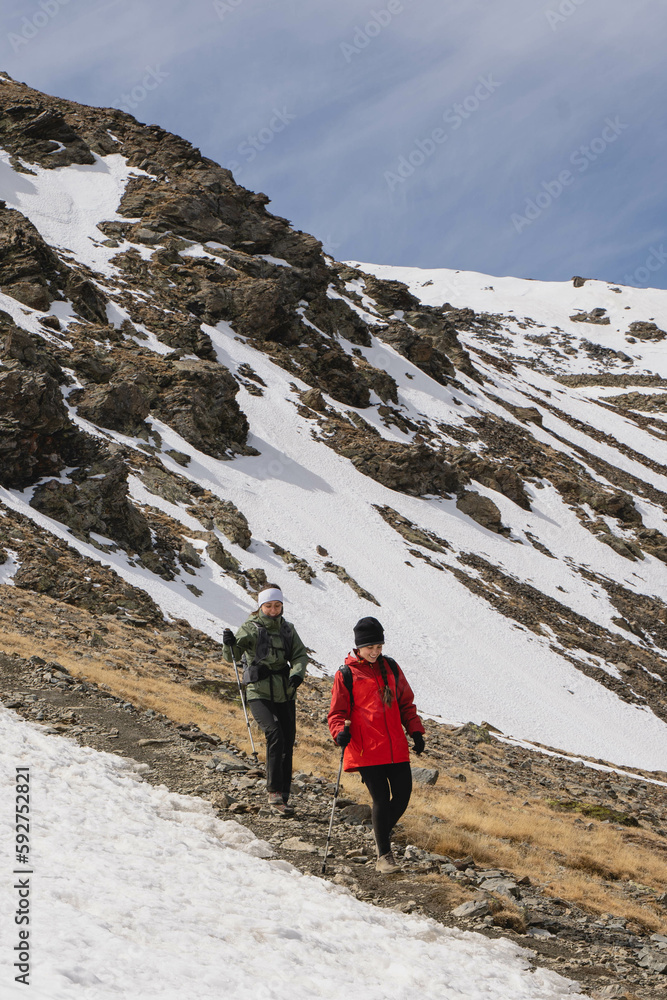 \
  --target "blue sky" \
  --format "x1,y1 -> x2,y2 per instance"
2,0 -> 666,288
